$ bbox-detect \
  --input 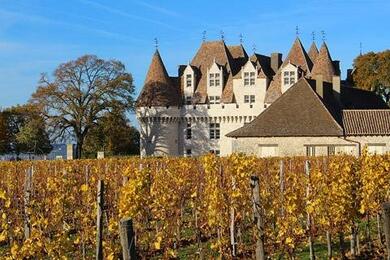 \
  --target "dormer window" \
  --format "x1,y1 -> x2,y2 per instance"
244,72 -> 256,86
209,73 -> 221,87
186,74 -> 192,88
283,71 -> 296,86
